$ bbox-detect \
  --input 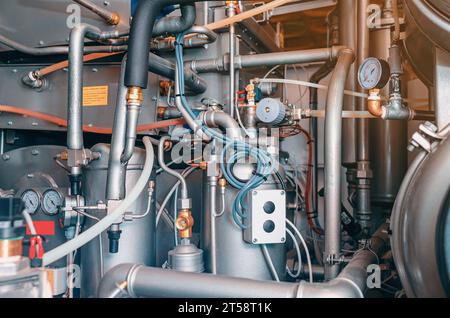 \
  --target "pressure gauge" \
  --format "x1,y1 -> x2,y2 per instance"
42,189 -> 62,215
358,57 -> 391,90
21,190 -> 40,214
